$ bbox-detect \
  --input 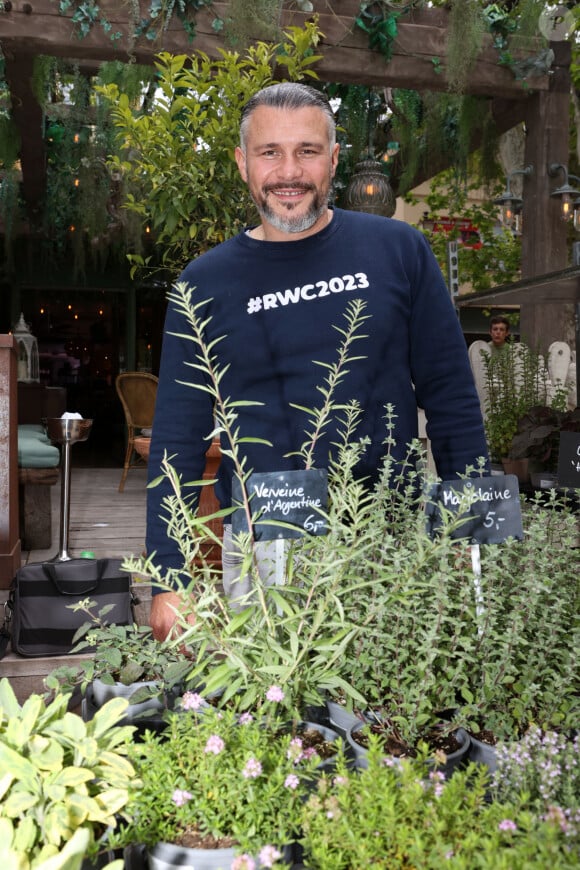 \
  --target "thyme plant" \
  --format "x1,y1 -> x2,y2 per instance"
299,737 -> 580,868
482,340 -> 551,461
